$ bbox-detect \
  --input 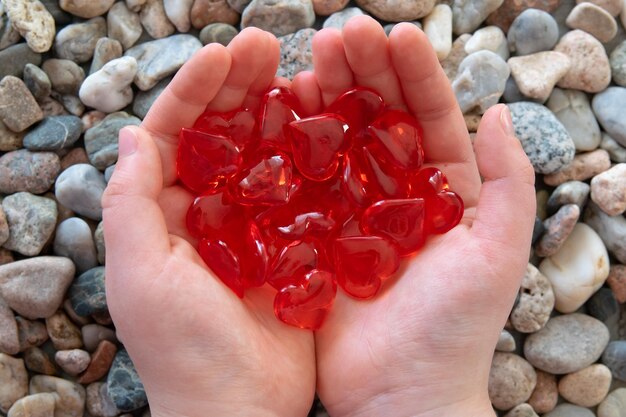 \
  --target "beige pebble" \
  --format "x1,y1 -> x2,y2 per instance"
312,0 -> 349,15
554,30 -> 611,93
504,403 -> 539,417
489,352 -> 537,410
423,4 -> 452,61
591,163 -> 626,216
597,388 -> 626,417
510,264 -> 555,332
59,0 -> 115,18
577,0 -> 623,16
441,33 -> 470,82
528,370 -> 558,413
55,349 -> 91,376
508,52 -> 570,102
3,0 -> 55,53
7,393 -> 57,417
559,364 -> 612,407
544,149 -> 611,186
46,311 -> 83,350
567,2 -> 618,43
139,0 -> 175,39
